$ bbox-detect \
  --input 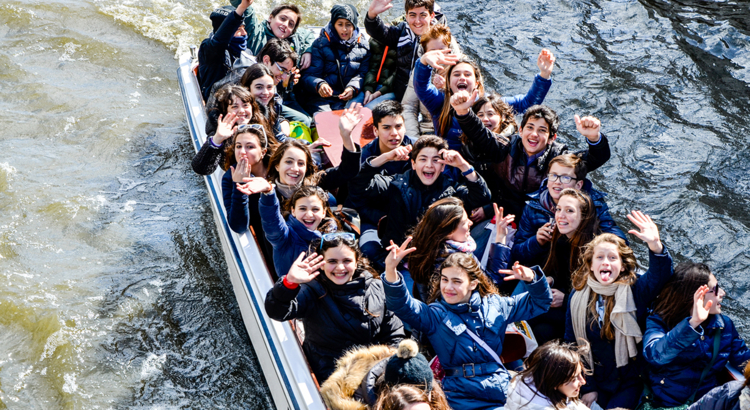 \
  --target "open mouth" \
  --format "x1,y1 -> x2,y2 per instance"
422,170 -> 436,180
387,138 -> 400,146
455,83 -> 469,91
331,271 -> 348,279
599,270 -> 612,282
285,172 -> 301,183
301,218 -> 316,229
526,137 -> 540,150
